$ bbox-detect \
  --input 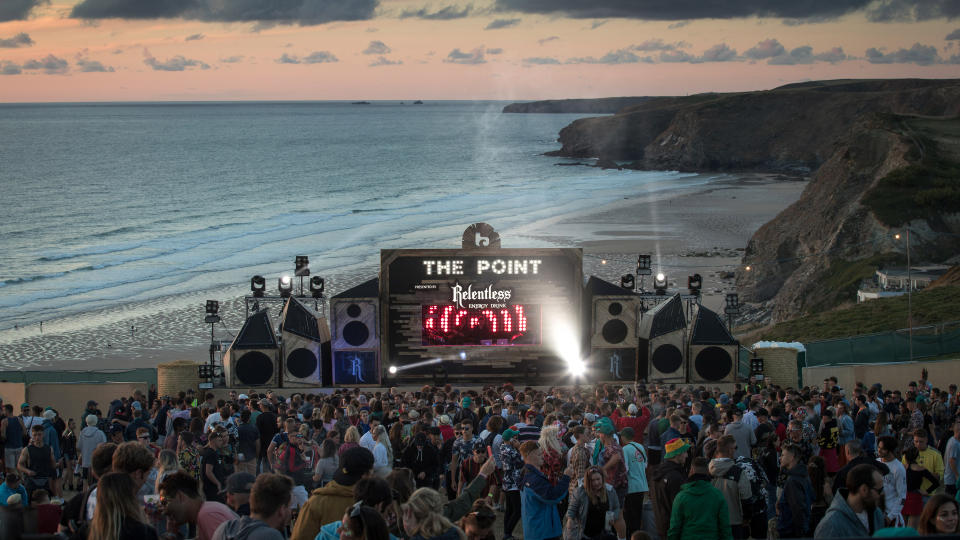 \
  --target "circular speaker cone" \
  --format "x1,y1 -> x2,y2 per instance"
346,304 -> 362,318
607,302 -> 623,316
651,344 -> 683,374
695,346 -> 733,381
235,351 -> 275,385
343,320 -> 370,347
601,319 -> 629,344
286,348 -> 318,379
